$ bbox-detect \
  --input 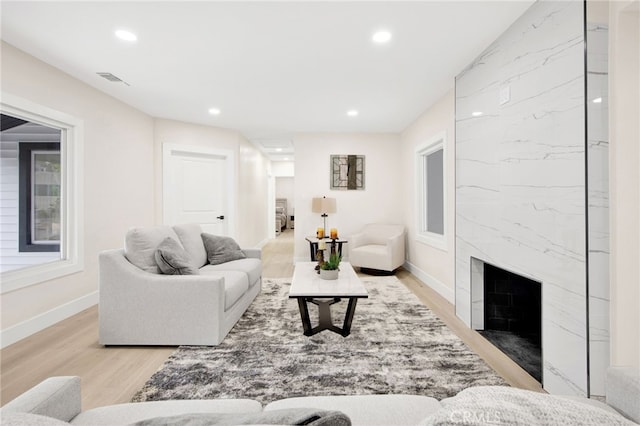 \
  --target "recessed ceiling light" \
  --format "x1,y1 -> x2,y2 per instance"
471,111 -> 483,117
283,157 -> 289,161
276,148 -> 283,152
372,30 -> 392,44
208,108 -> 221,115
592,97 -> 602,103
115,29 -> 137,42
347,110 -> 359,117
